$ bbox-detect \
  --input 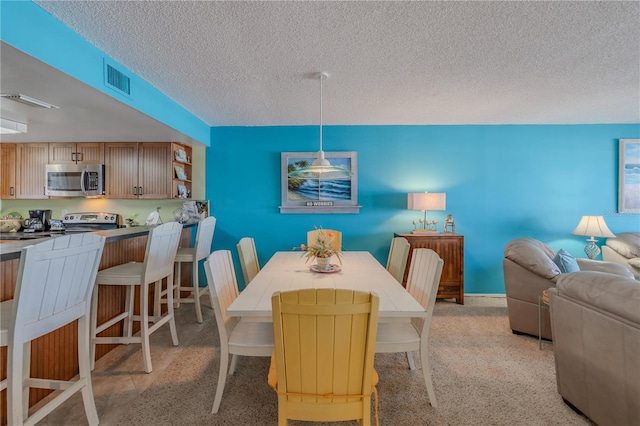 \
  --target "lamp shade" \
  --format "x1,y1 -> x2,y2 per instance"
571,216 -> 615,238
407,192 -> 446,211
